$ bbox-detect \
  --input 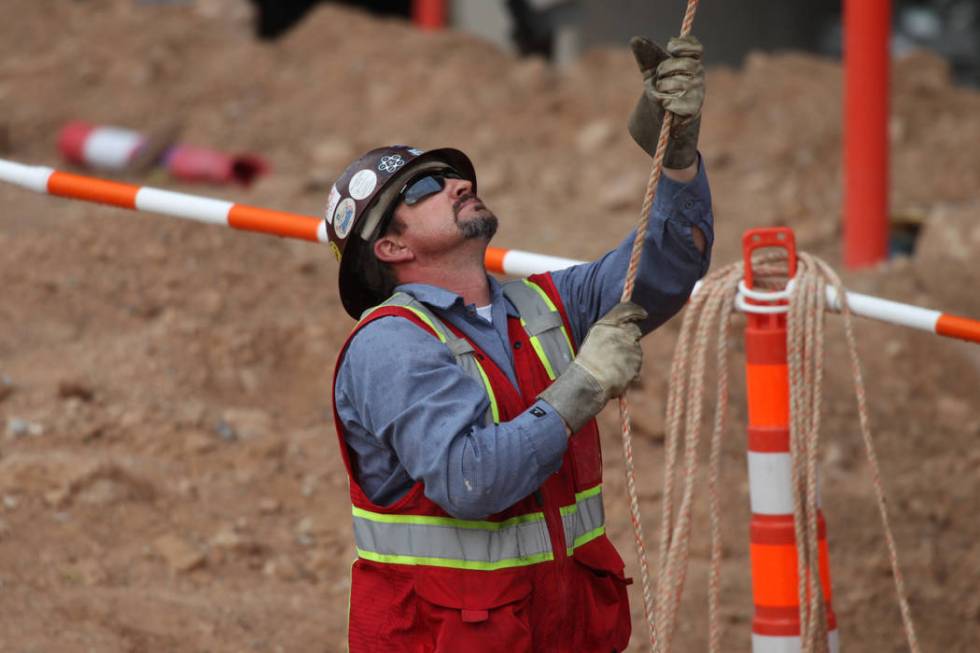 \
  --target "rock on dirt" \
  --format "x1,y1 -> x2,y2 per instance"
154,533 -> 207,574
